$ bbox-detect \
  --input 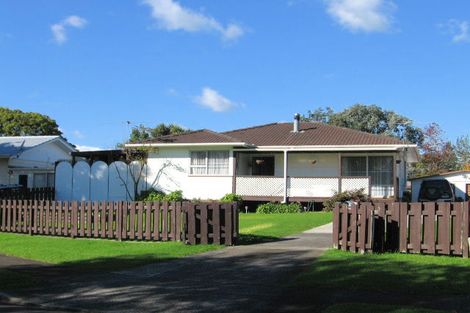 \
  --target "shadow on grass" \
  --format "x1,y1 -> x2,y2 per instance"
280,250 -> 470,313
0,234 -> 332,312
